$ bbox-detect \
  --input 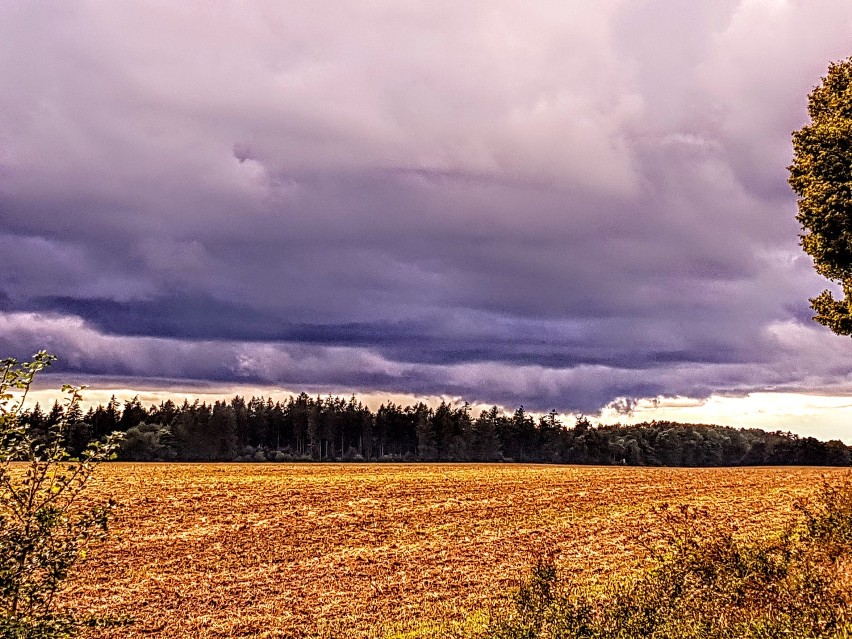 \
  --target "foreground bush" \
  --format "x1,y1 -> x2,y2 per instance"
484,477 -> 852,639
0,352 -> 122,638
